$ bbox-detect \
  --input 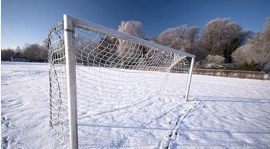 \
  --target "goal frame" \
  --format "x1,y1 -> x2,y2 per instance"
61,14 -> 195,149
